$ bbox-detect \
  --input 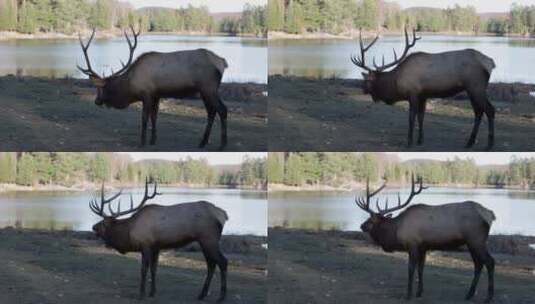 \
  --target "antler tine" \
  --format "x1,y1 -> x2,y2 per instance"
378,173 -> 427,215
350,28 -> 379,73
354,177 -> 387,214
109,24 -> 141,78
77,28 -> 101,79
374,25 -> 420,72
